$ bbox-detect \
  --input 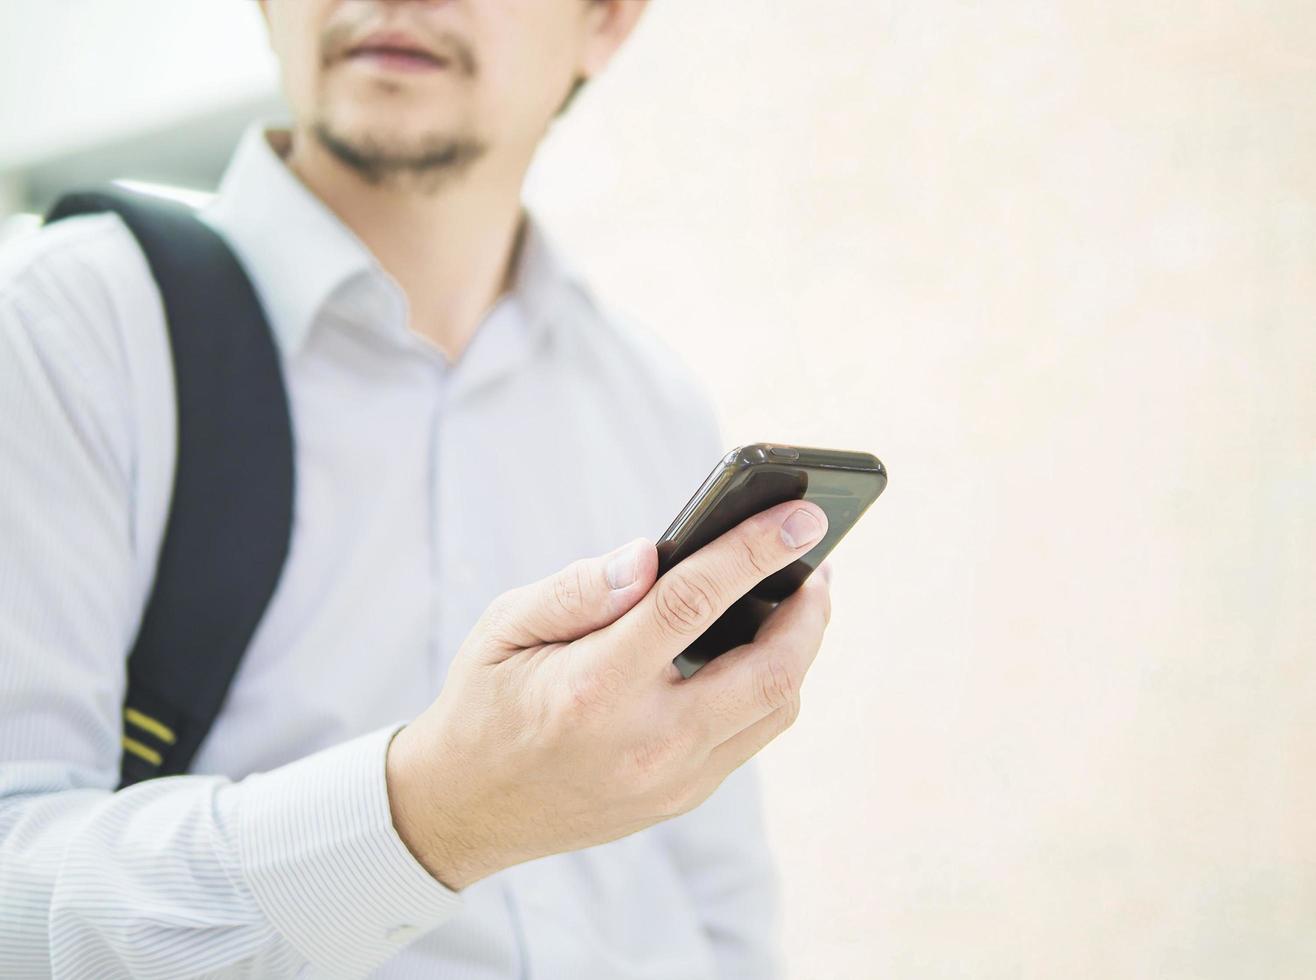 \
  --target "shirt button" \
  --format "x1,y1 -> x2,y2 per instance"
386,923 -> 422,943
